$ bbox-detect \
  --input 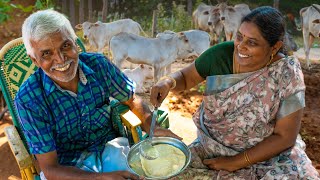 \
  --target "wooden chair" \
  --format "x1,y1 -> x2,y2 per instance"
0,37 -> 169,179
